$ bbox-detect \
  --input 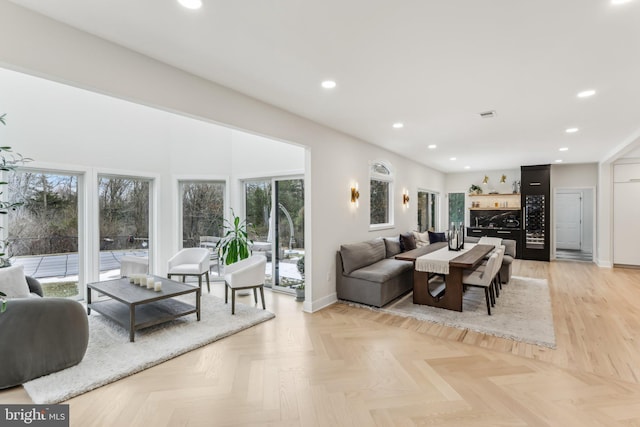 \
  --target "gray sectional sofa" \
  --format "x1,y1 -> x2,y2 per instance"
0,277 -> 89,389
336,237 -> 446,307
